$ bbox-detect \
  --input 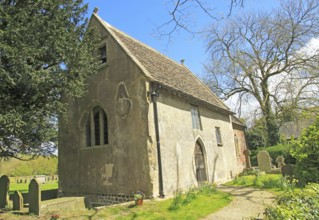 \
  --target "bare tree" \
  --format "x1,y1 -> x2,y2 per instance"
157,0 -> 244,40
205,0 -> 319,145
